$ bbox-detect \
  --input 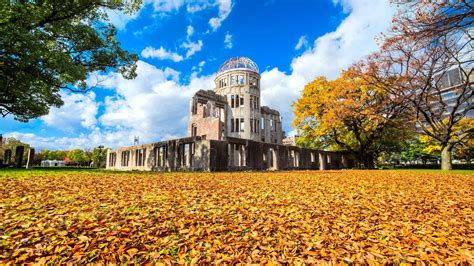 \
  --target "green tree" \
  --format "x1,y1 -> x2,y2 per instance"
1,1 -> 140,121
67,149 -> 90,166
400,138 -> 435,164
39,149 -> 67,160
91,146 -> 107,168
